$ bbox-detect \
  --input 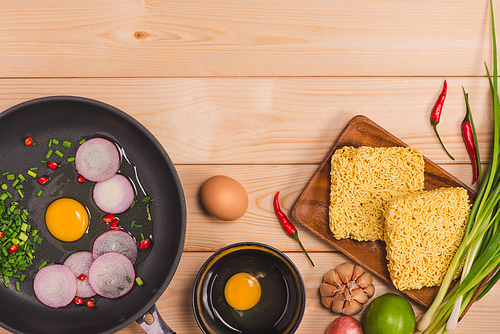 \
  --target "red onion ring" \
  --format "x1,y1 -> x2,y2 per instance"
33,265 -> 77,308
93,174 -> 135,214
63,251 -> 97,298
75,137 -> 120,182
88,252 -> 135,299
93,230 -> 138,264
